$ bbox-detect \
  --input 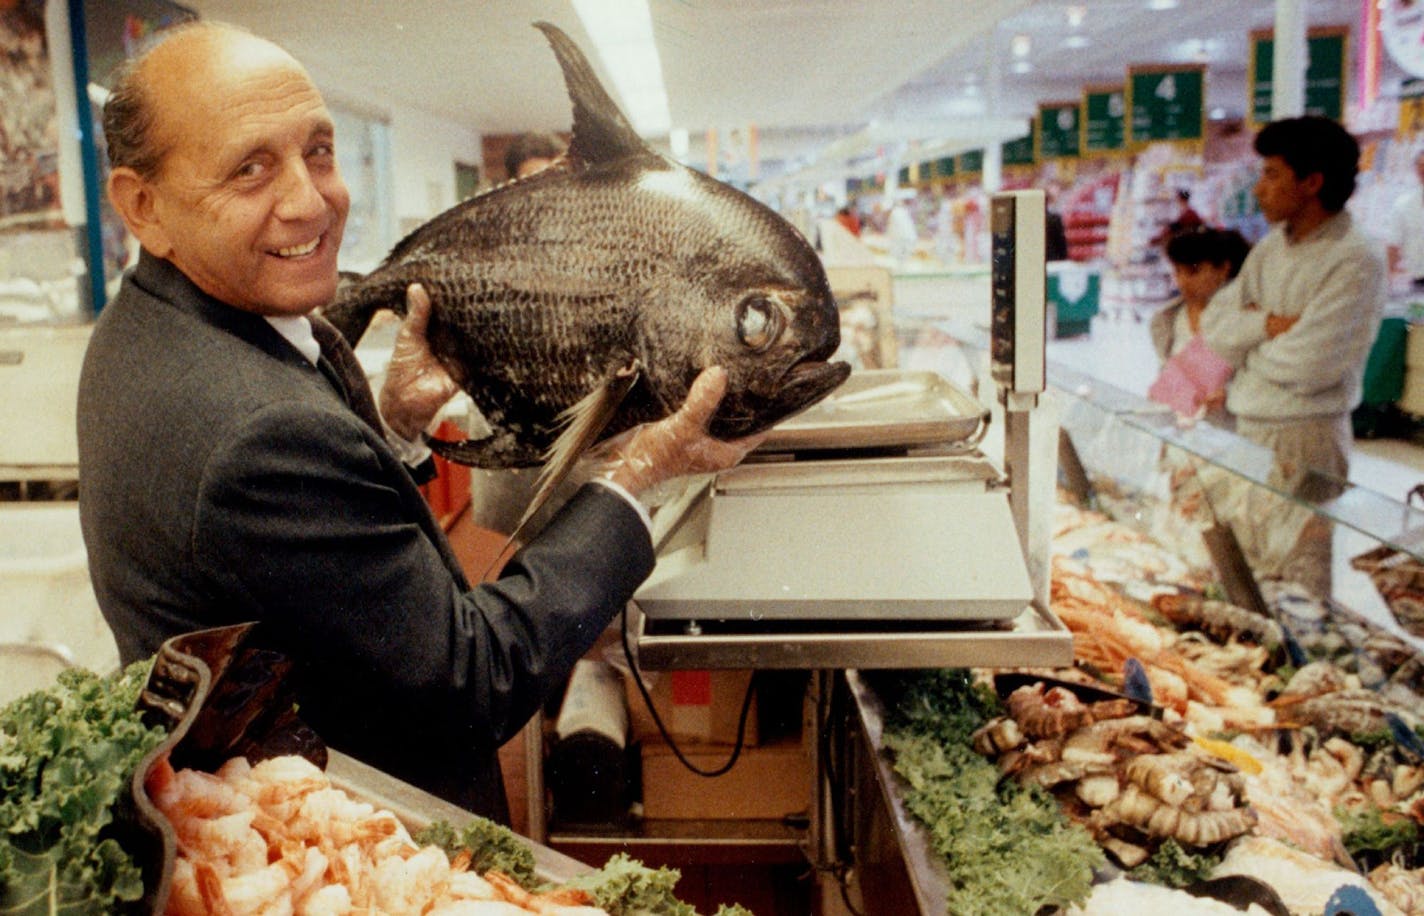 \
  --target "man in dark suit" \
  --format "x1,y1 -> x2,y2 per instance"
78,21 -> 757,823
